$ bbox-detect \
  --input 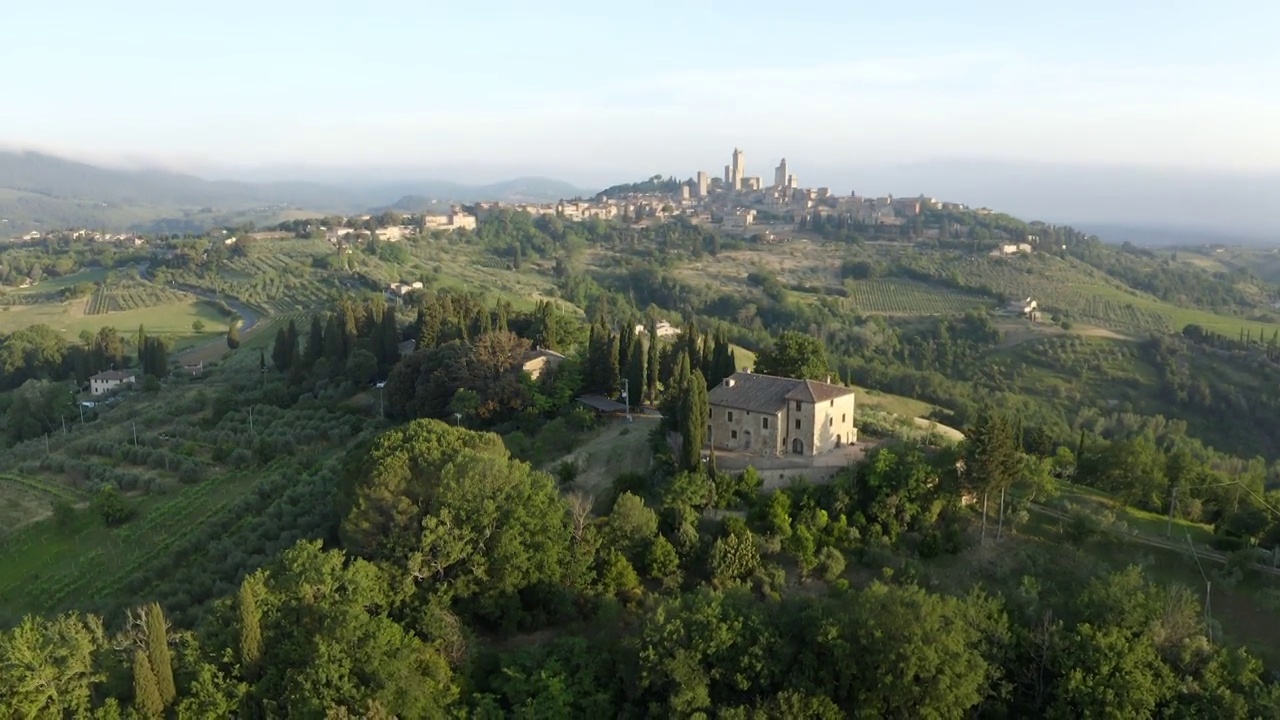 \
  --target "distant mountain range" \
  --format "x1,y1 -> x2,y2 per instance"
0,151 -> 593,235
